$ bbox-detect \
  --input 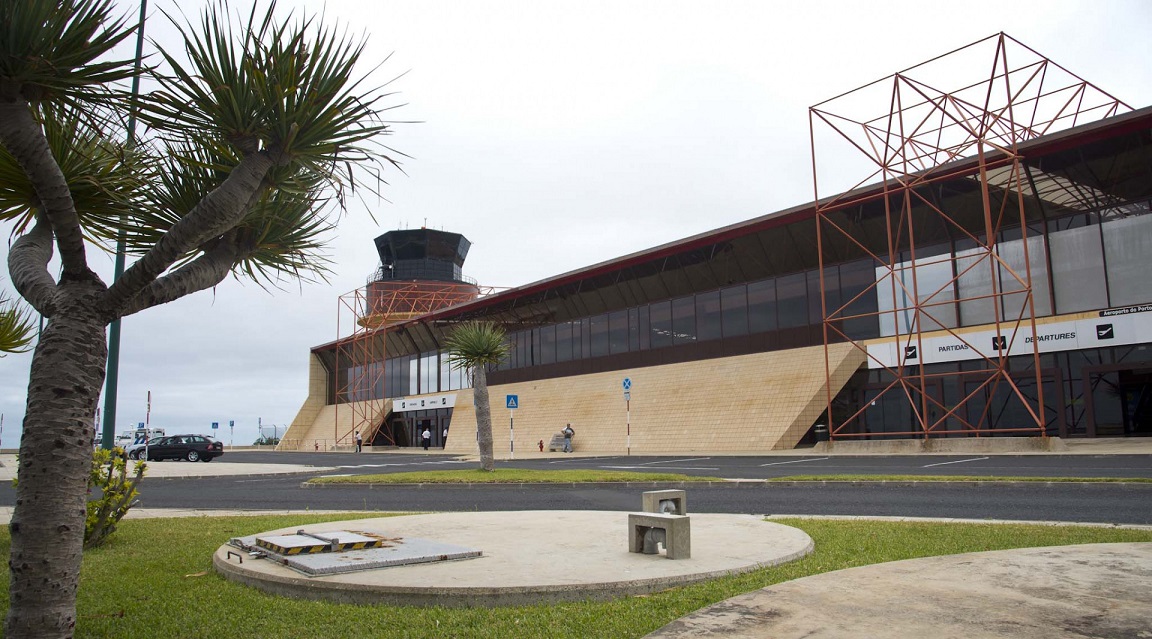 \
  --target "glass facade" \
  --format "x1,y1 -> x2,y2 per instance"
834,345 -> 1152,439
336,202 -> 1152,416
